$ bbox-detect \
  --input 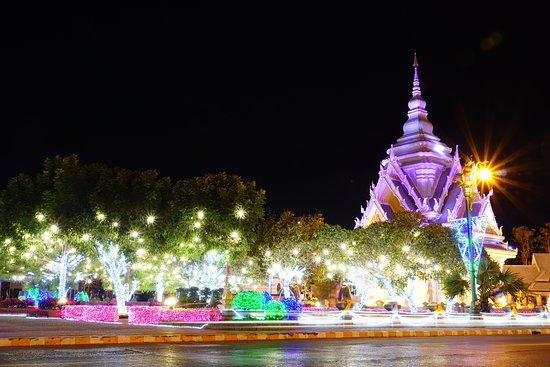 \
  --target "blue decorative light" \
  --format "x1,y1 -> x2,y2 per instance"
450,216 -> 488,276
